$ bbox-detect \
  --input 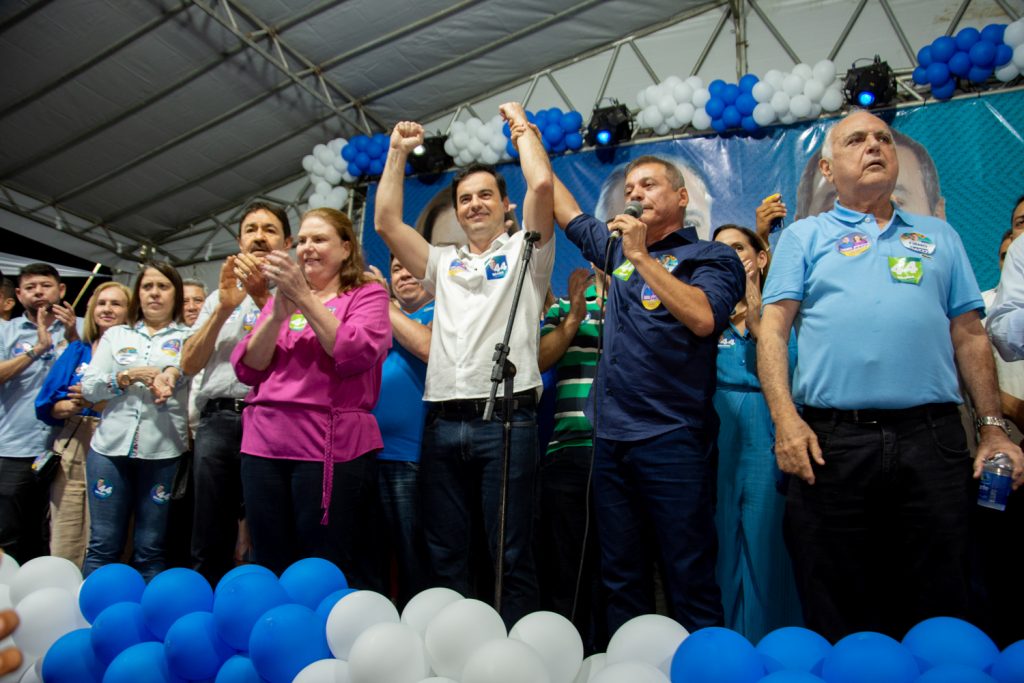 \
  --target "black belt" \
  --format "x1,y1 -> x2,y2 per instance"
432,391 -> 537,419
802,402 -> 958,425
203,397 -> 247,415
